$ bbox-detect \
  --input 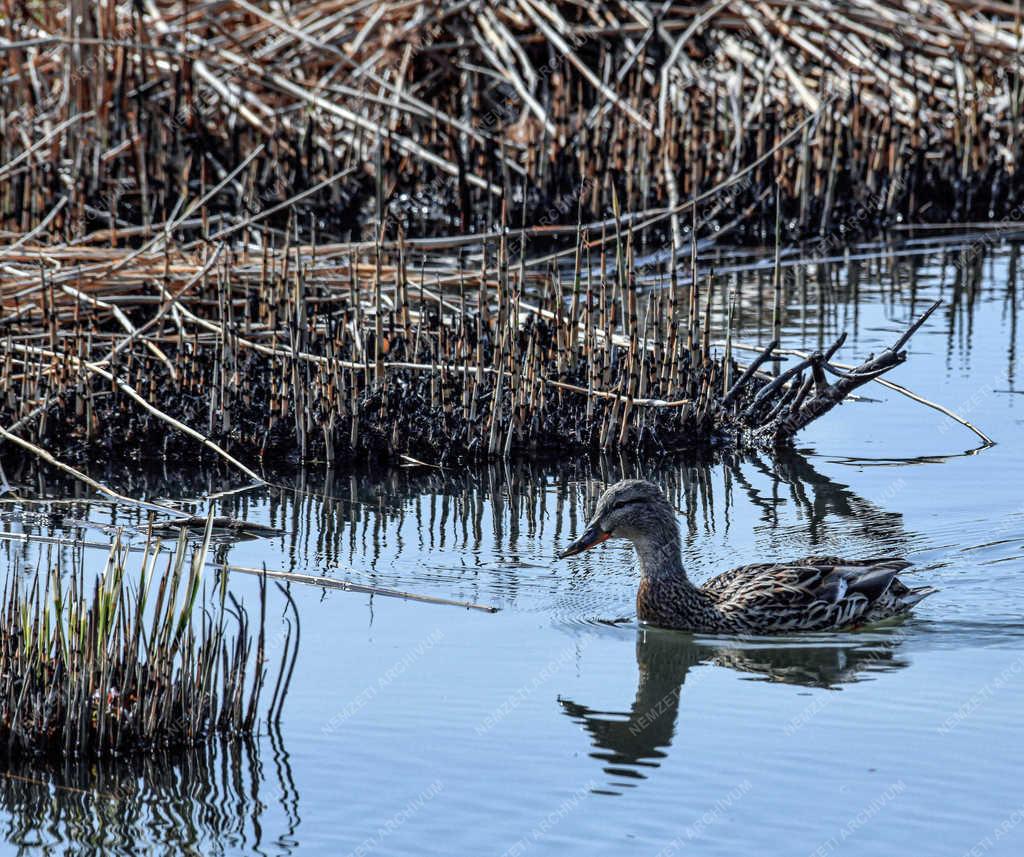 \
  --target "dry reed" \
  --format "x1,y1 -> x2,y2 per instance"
3,2 -> 1023,244
0,2 -> 1005,468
